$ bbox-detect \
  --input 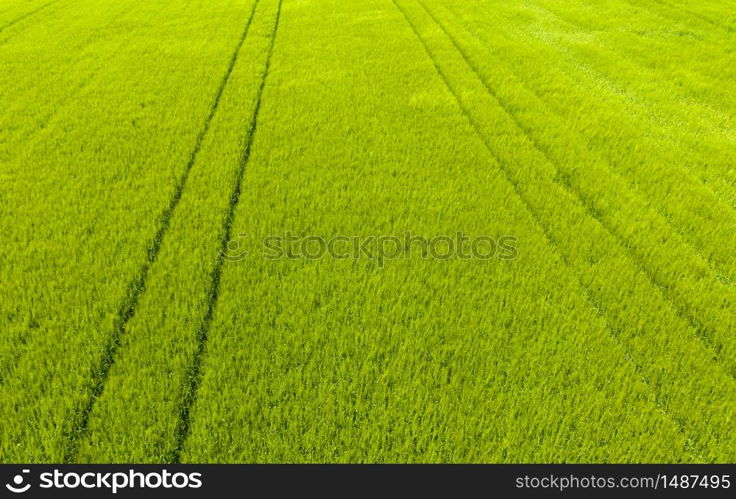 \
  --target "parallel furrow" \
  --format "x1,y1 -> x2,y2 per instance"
417,0 -> 736,375
172,0 -> 283,462
62,0 -> 262,461
0,0 -> 60,35
390,0 -> 696,455
437,0 -> 736,282
394,0 -> 736,459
